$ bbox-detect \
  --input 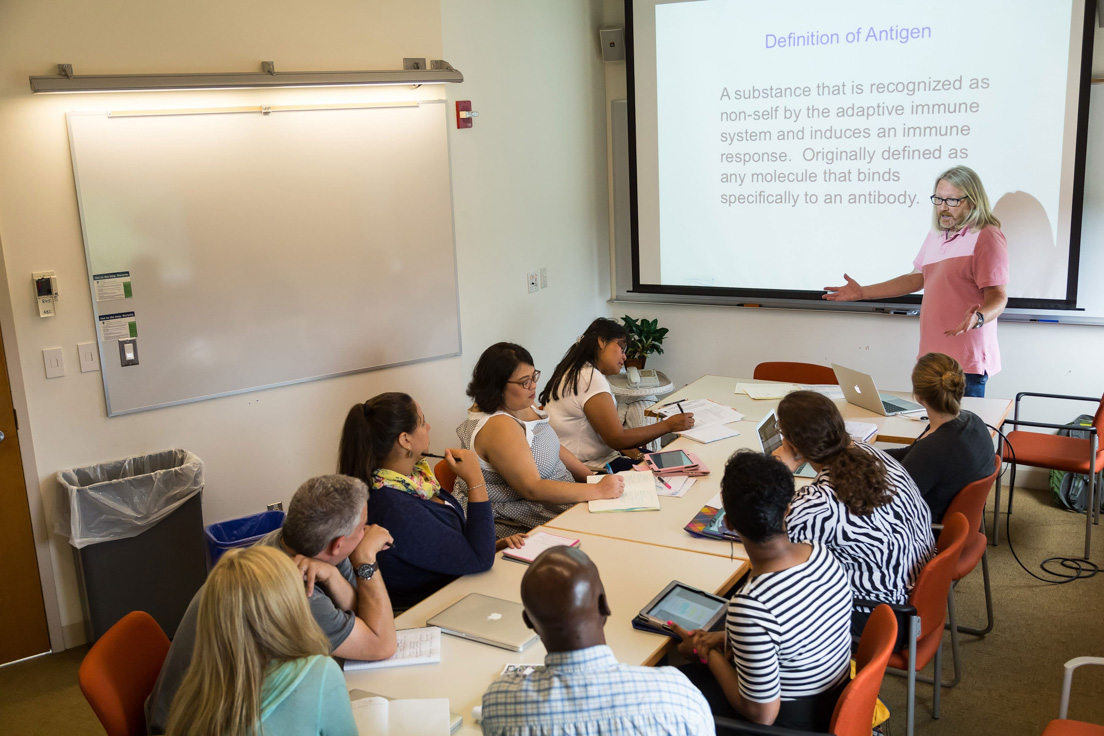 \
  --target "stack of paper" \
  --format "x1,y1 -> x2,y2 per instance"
587,471 -> 660,512
655,475 -> 696,498
845,421 -> 879,443
735,382 -> 800,400
344,627 -> 441,671
351,696 -> 451,736
502,531 -> 580,564
678,425 -> 740,444
802,383 -> 846,400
